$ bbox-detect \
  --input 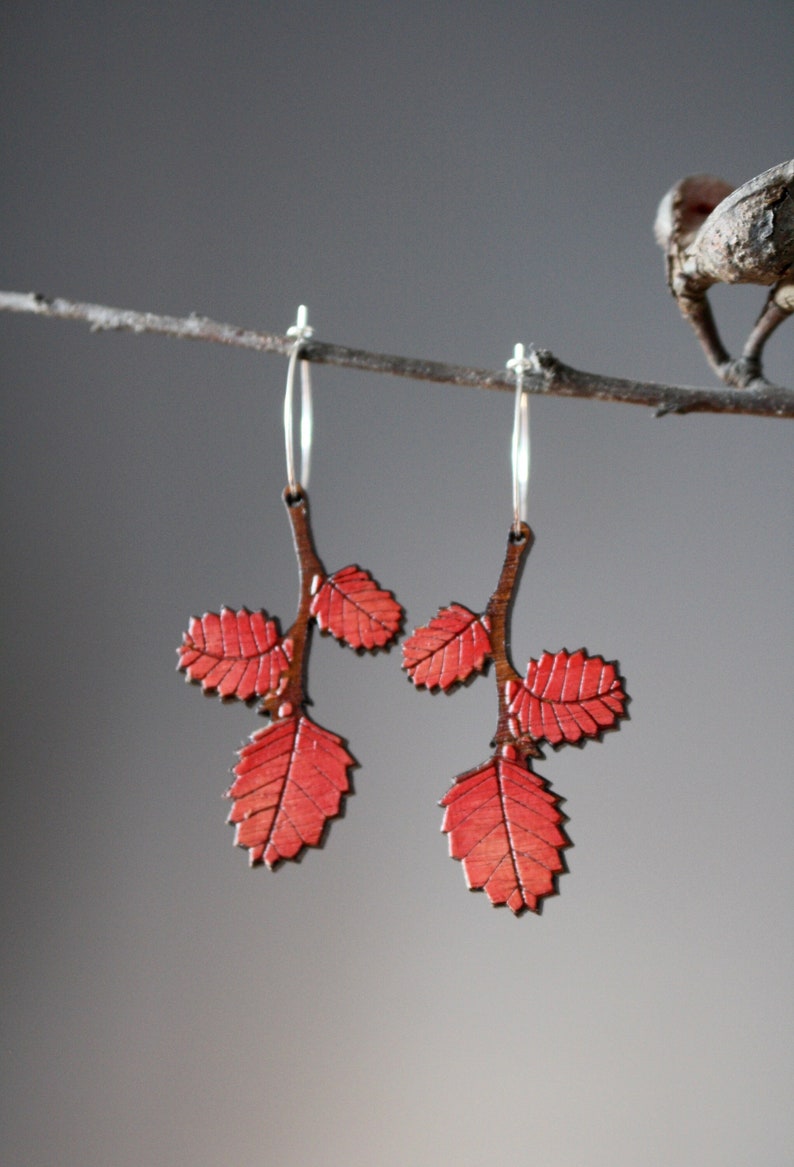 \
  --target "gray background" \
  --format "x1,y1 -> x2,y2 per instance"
1,4 -> 792,1165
